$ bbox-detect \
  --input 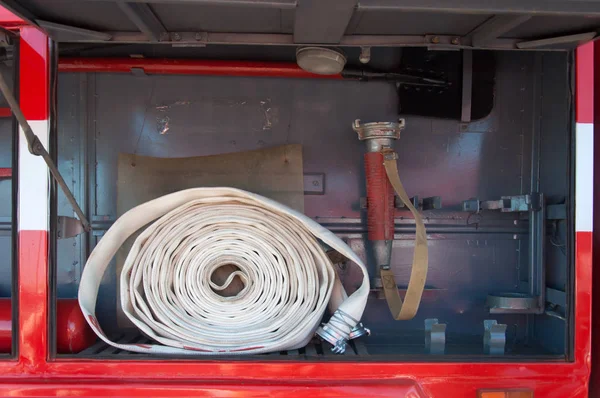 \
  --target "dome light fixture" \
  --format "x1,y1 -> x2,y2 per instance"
296,46 -> 346,75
